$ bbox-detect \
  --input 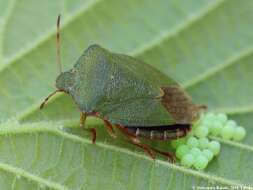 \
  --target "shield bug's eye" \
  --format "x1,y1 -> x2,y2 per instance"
56,71 -> 75,92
